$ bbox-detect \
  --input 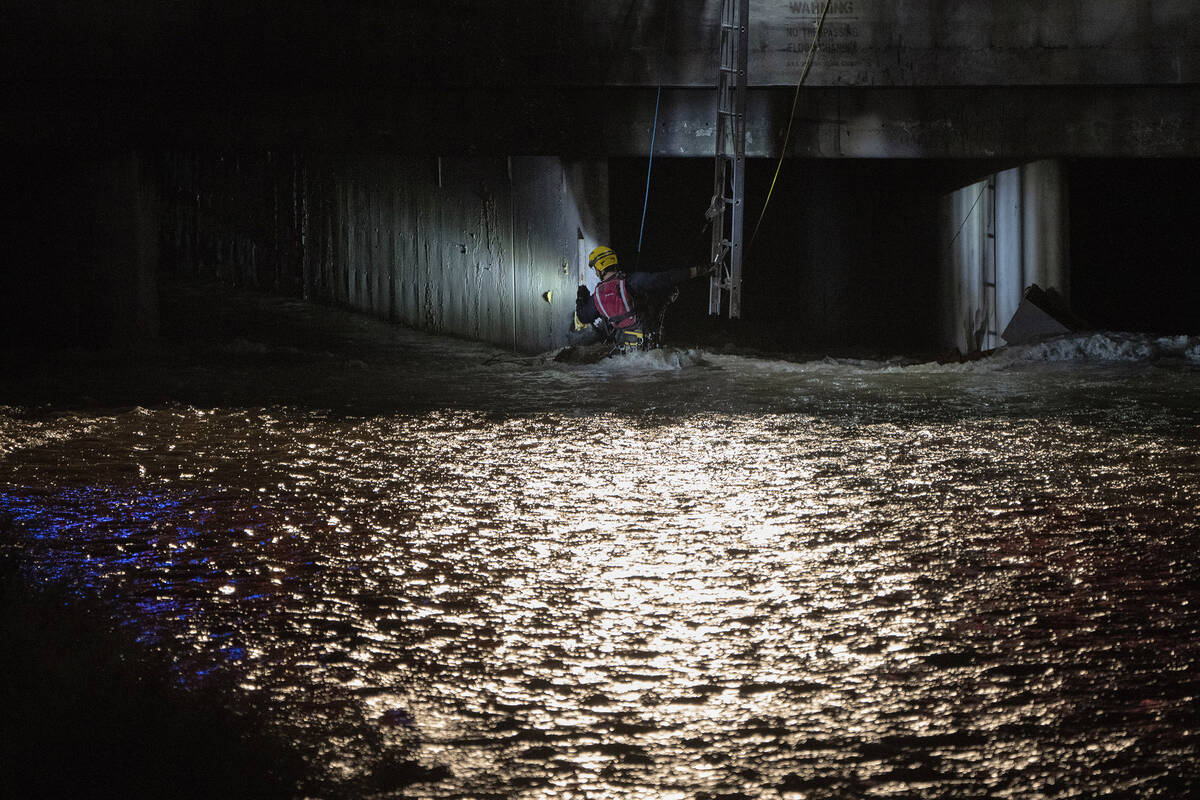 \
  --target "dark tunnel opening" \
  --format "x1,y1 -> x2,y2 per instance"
611,158 -> 972,355
1069,158 -> 1200,335
611,155 -> 1200,354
